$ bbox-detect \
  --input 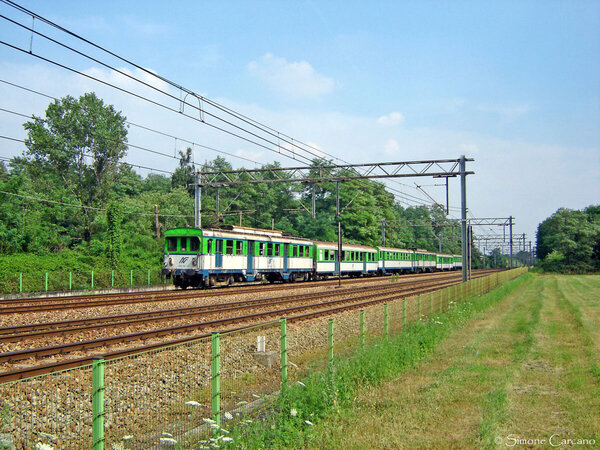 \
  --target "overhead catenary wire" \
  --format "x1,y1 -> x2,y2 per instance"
0,4 -> 441,208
